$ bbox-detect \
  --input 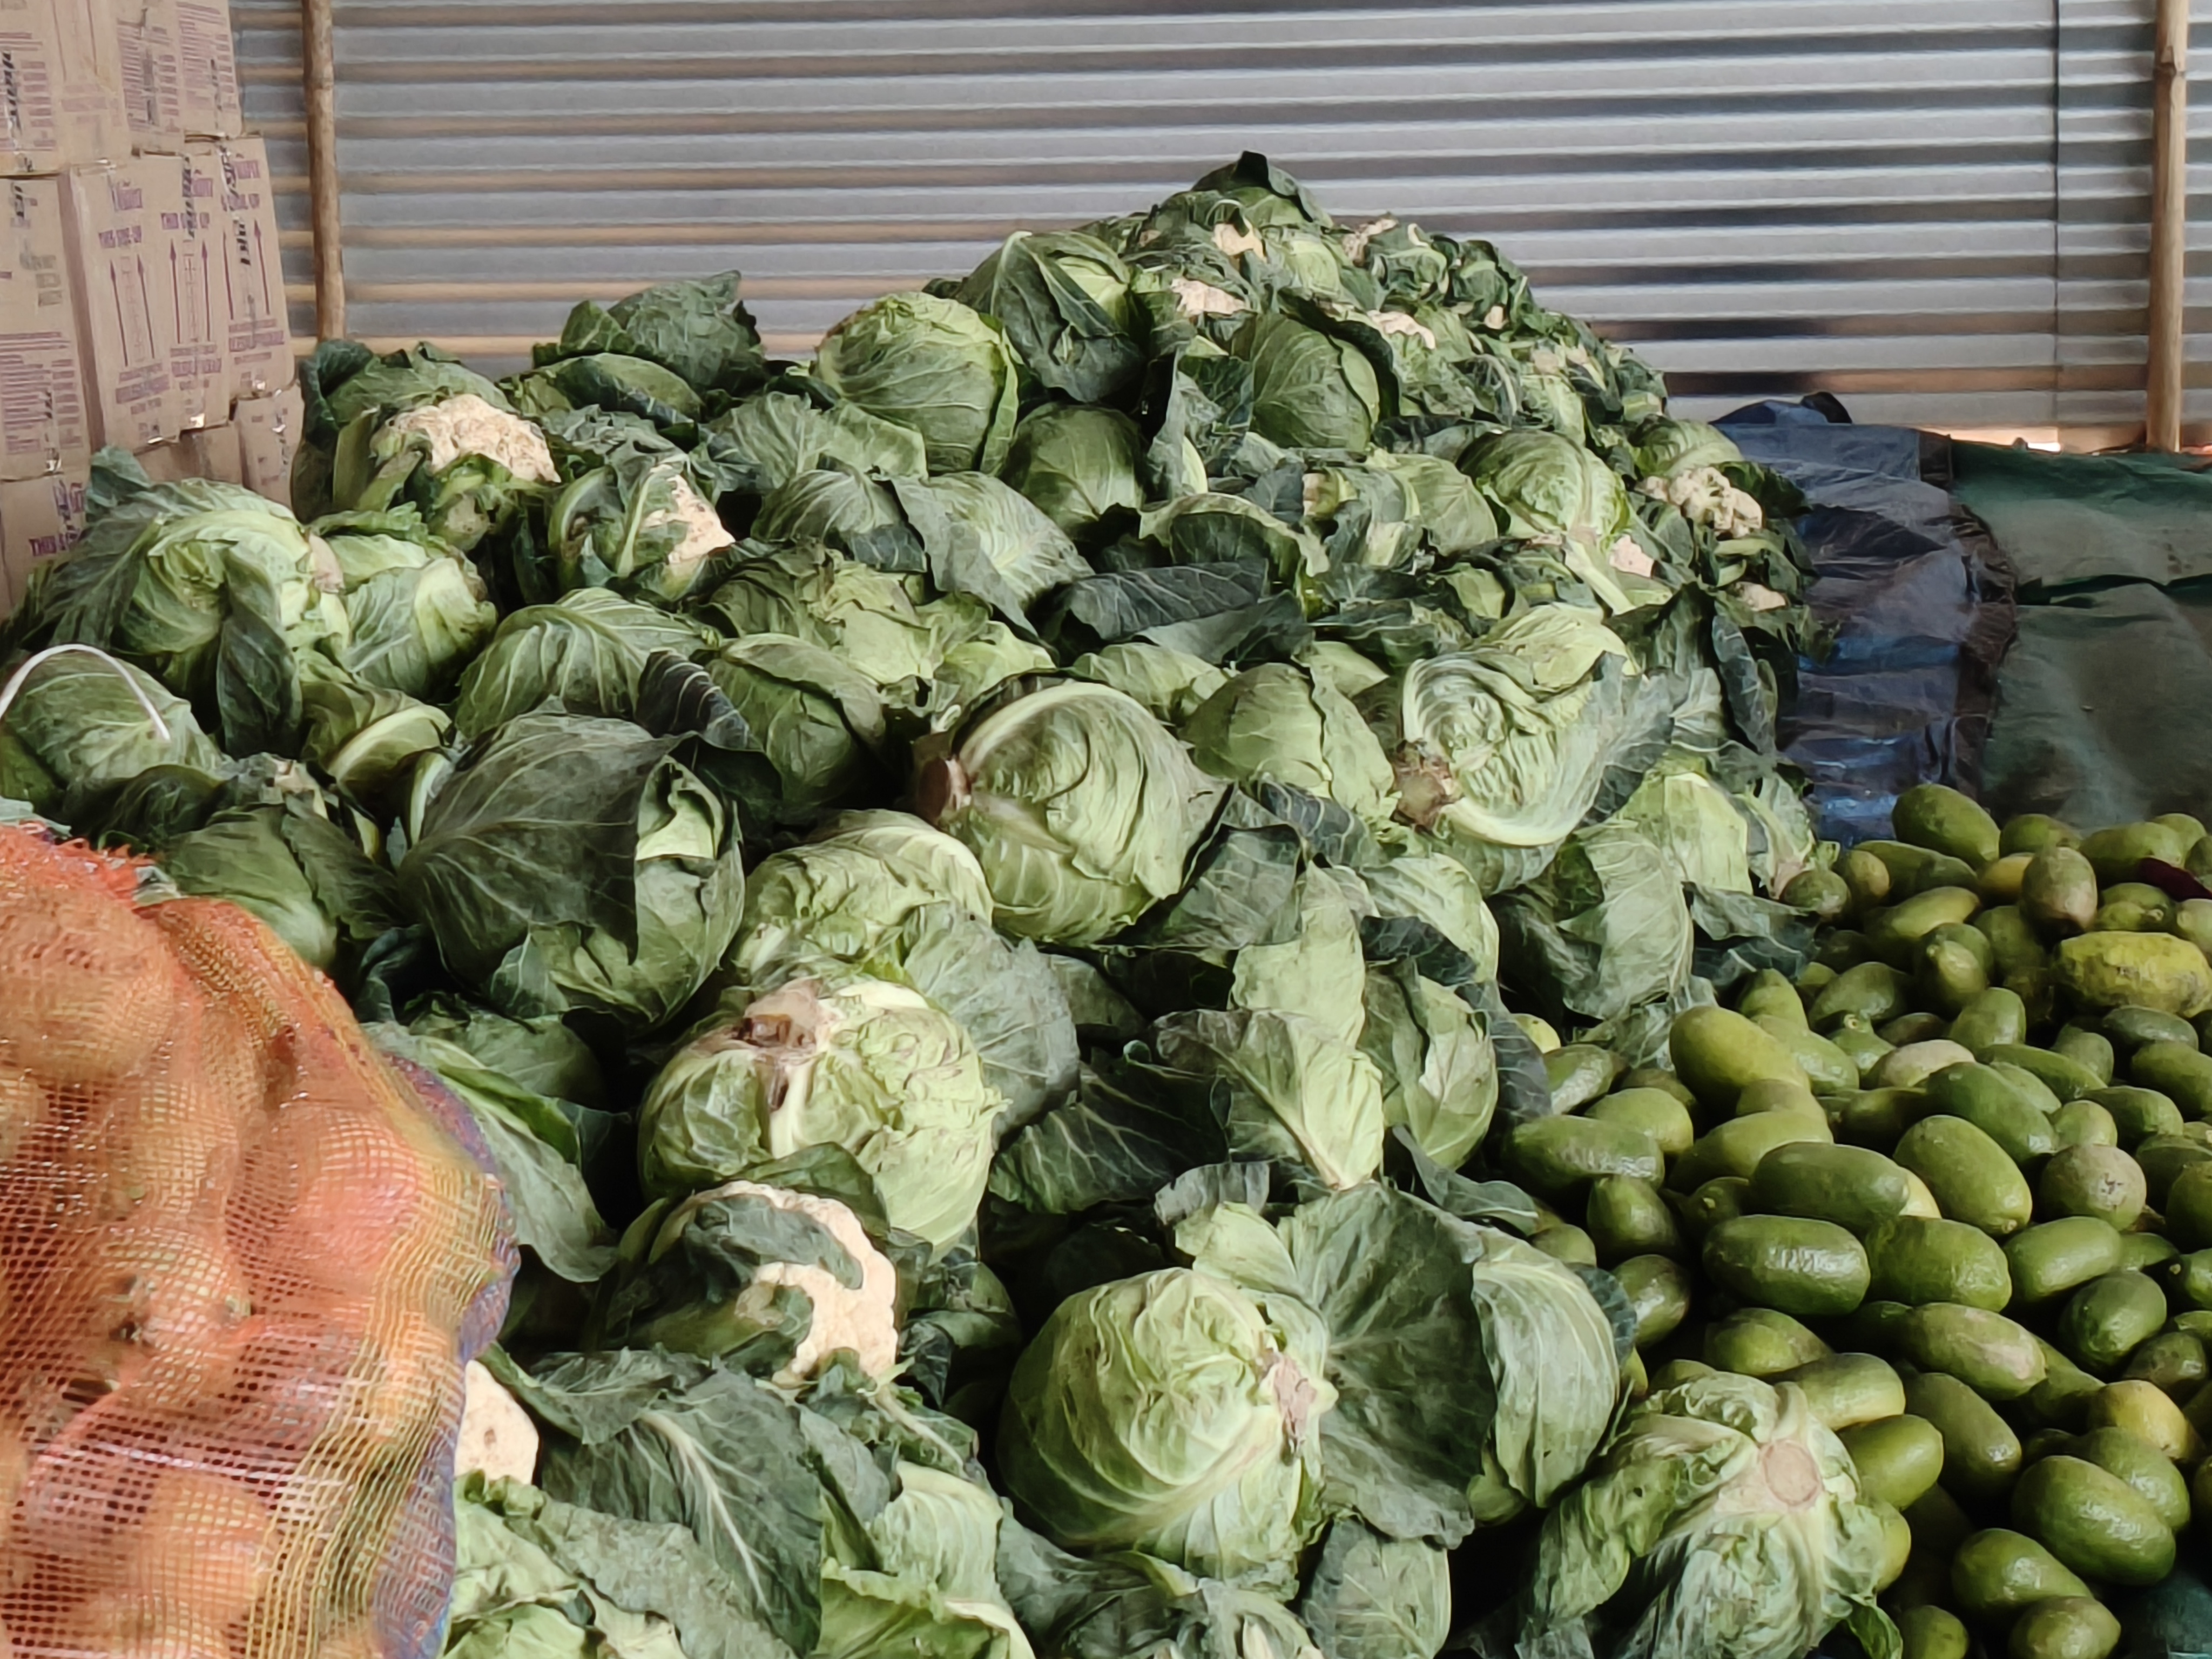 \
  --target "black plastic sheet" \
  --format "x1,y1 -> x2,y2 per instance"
1717,400 -> 2014,845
